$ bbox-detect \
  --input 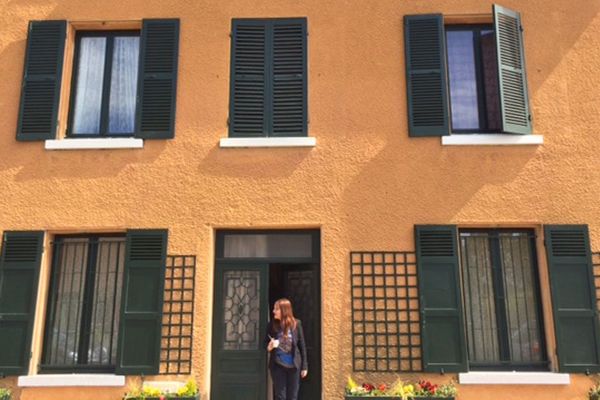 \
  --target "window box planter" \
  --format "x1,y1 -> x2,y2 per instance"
126,396 -> 200,400
345,397 -> 454,400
